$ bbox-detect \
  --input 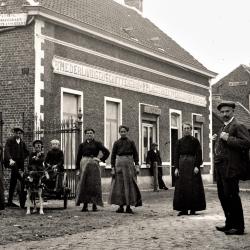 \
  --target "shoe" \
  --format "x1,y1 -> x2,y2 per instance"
177,211 -> 188,216
6,202 -> 19,208
125,207 -> 134,214
81,207 -> 88,212
162,187 -> 168,190
190,210 -> 196,215
215,225 -> 230,232
92,204 -> 98,212
116,207 -> 124,213
224,228 -> 244,235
